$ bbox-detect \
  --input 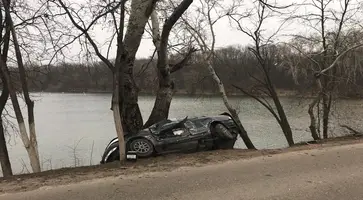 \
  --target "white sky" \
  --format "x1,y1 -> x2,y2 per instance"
100,0 -> 361,60
19,0 -> 363,64
82,0 -> 287,61
123,0 -> 298,59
